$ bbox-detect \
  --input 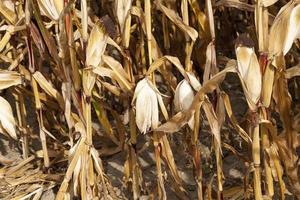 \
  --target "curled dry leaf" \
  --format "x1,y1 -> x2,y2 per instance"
157,3 -> 198,41
269,2 -> 300,56
102,55 -> 133,91
0,96 -> 17,139
86,23 -> 108,68
236,46 -> 261,109
33,71 -> 64,108
38,0 -> 64,21
146,55 -> 188,79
